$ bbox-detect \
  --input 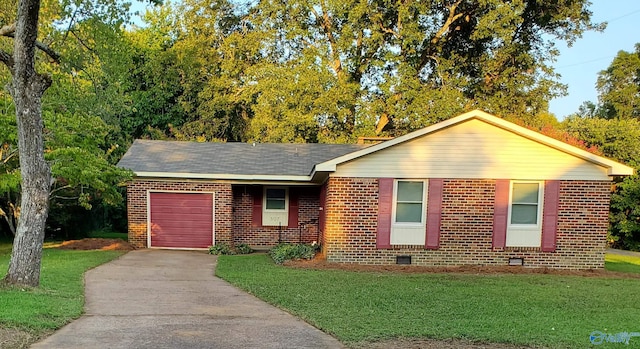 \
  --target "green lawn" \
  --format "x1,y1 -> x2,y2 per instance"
605,253 -> 640,273
86,230 -> 128,240
216,254 -> 640,348
0,240 -> 124,339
